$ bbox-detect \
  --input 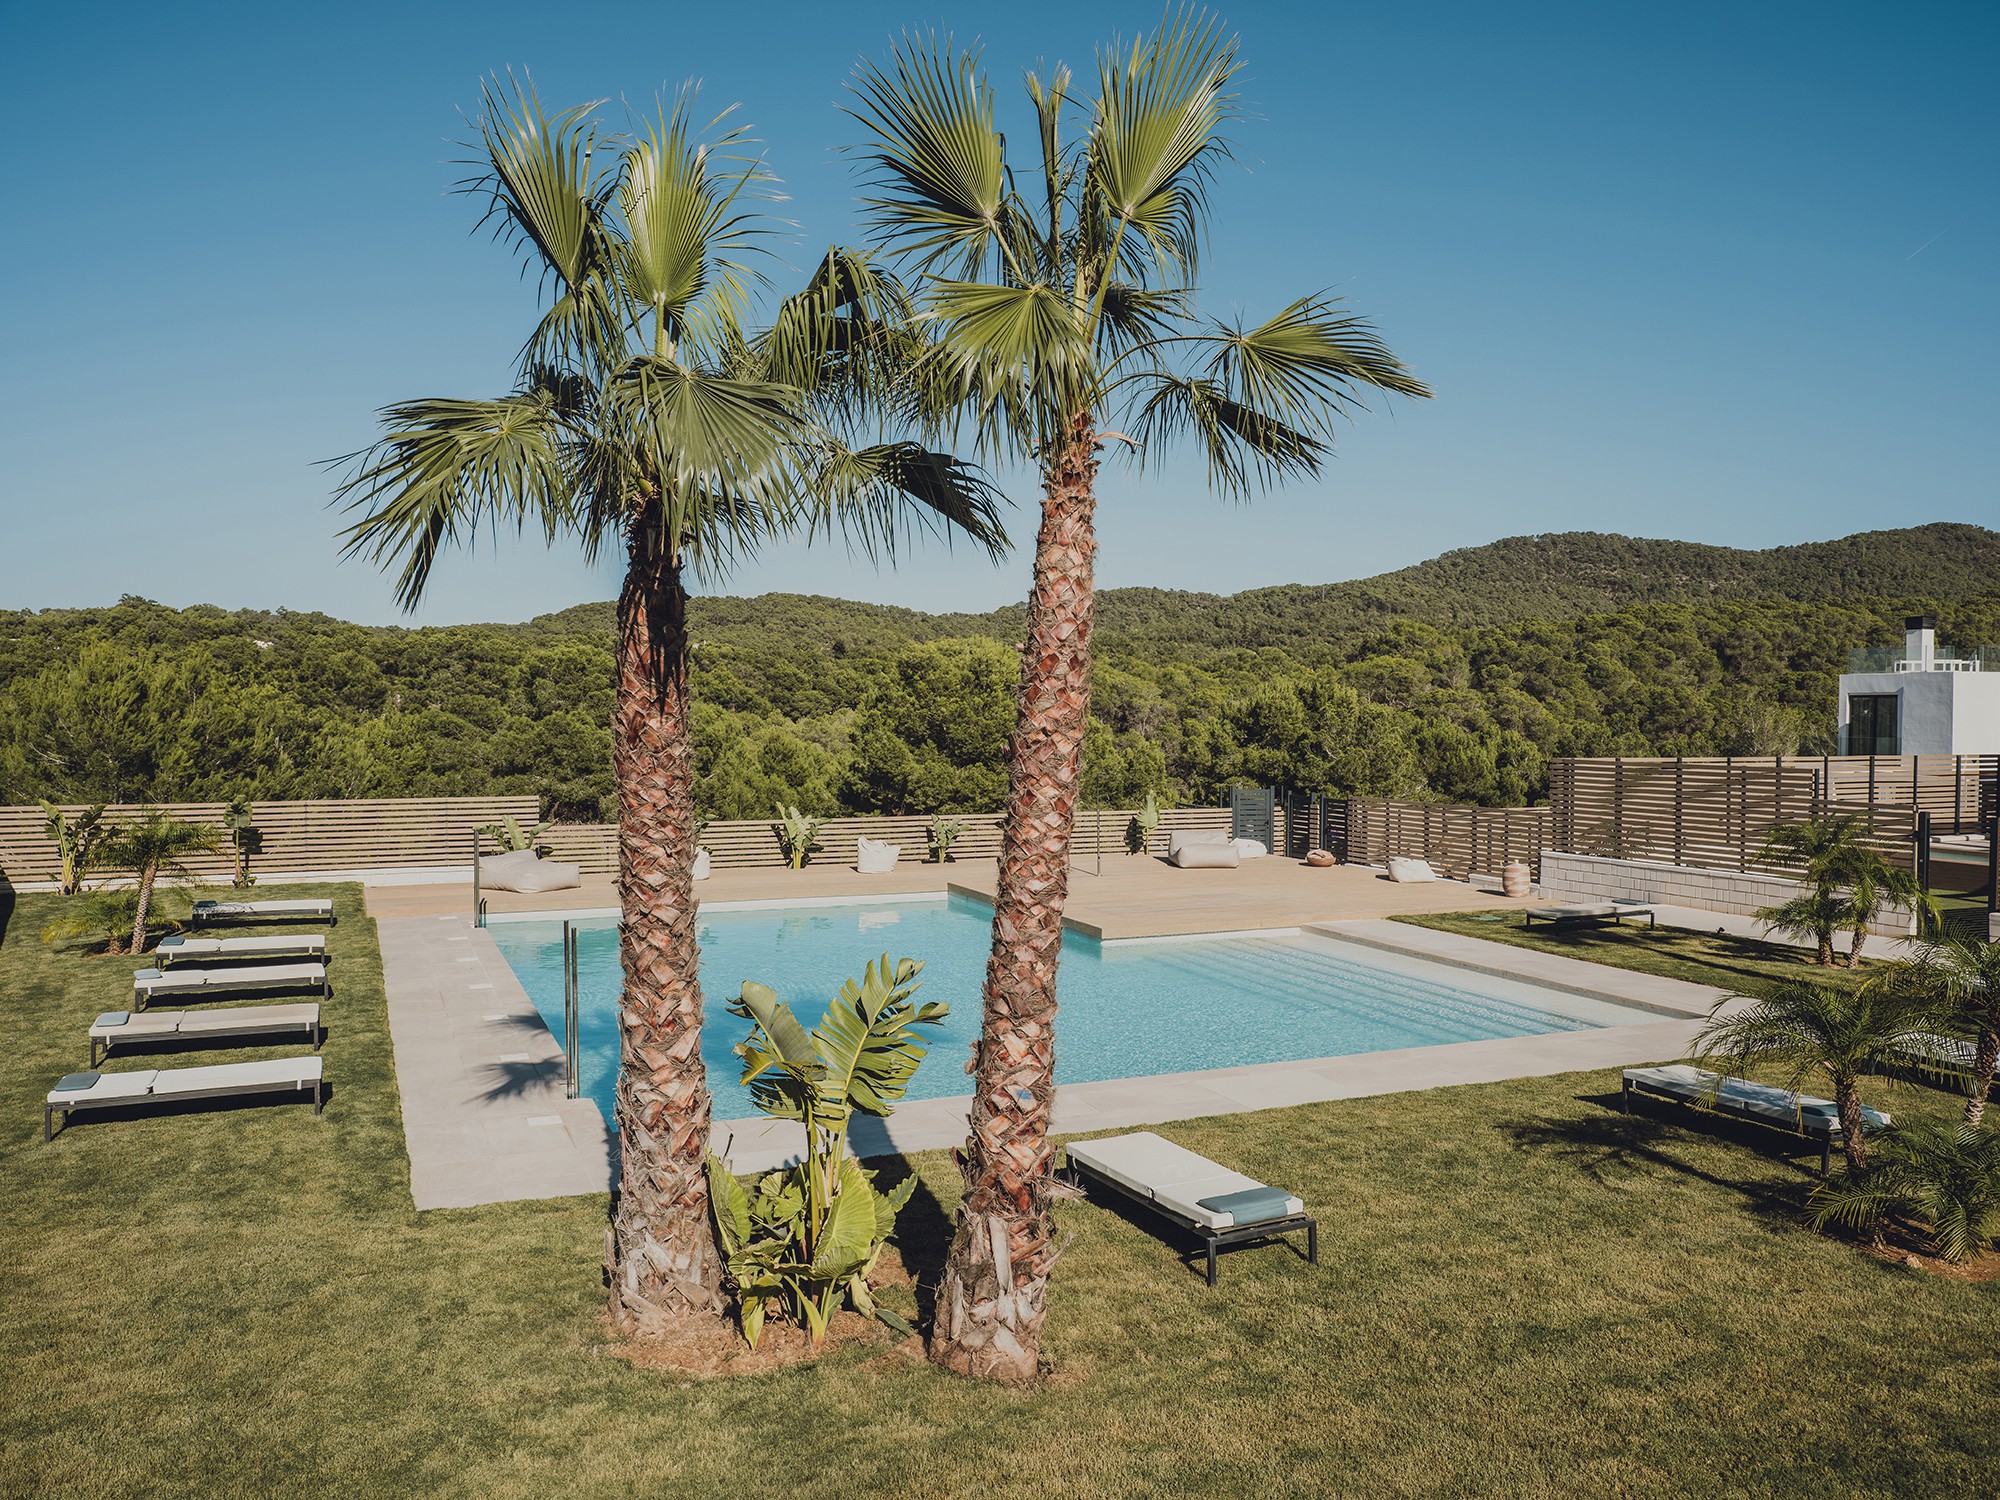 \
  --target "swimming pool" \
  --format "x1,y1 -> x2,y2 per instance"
488,894 -> 1647,1122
